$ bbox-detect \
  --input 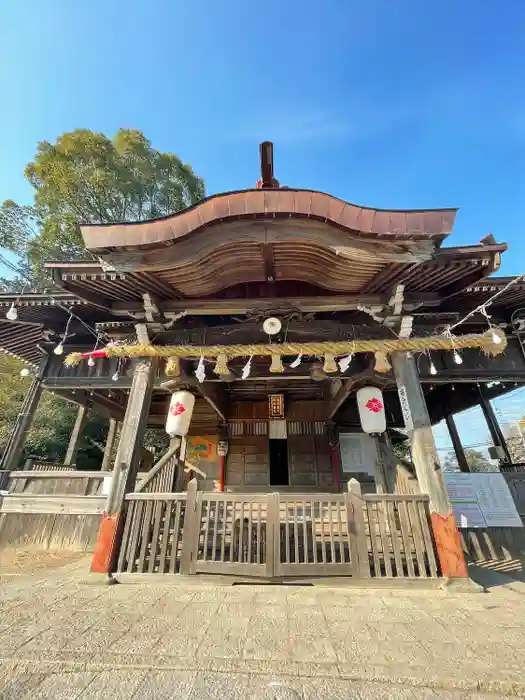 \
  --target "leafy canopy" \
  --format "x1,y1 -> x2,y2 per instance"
0,128 -> 205,283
